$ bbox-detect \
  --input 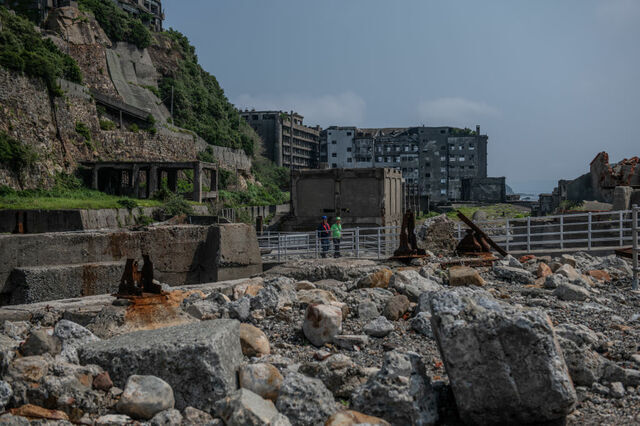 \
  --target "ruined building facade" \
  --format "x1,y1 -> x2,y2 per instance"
320,125 -> 489,203
241,110 -> 321,170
